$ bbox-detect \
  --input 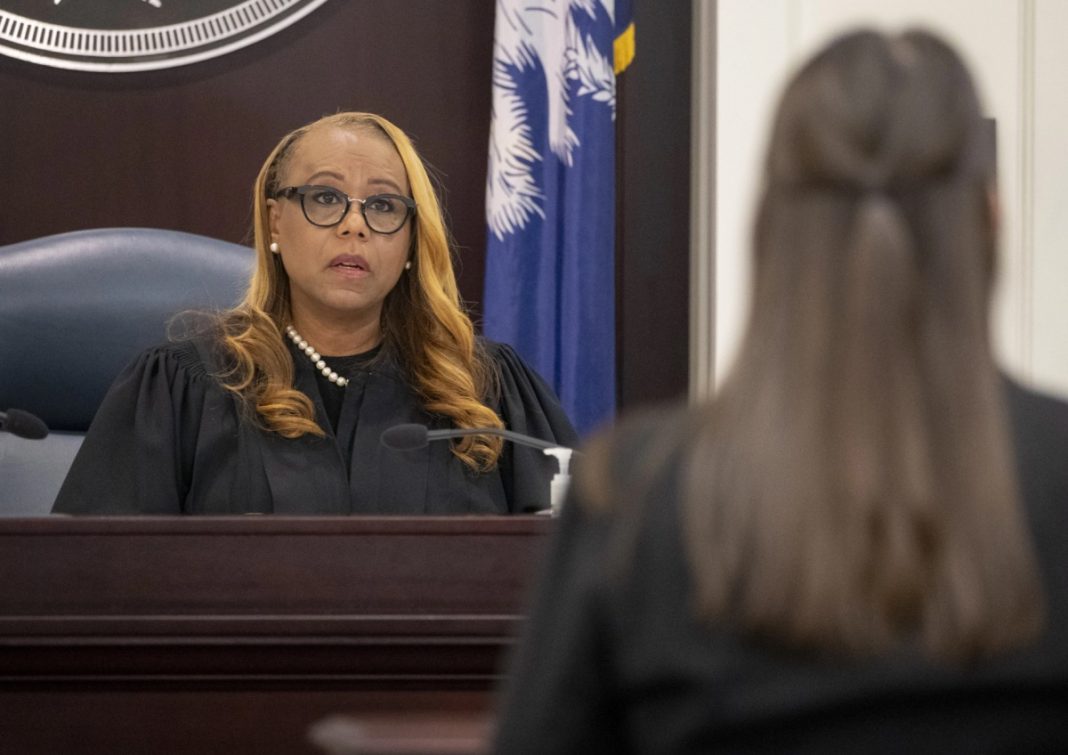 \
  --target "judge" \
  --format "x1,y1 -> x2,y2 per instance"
53,112 -> 576,515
